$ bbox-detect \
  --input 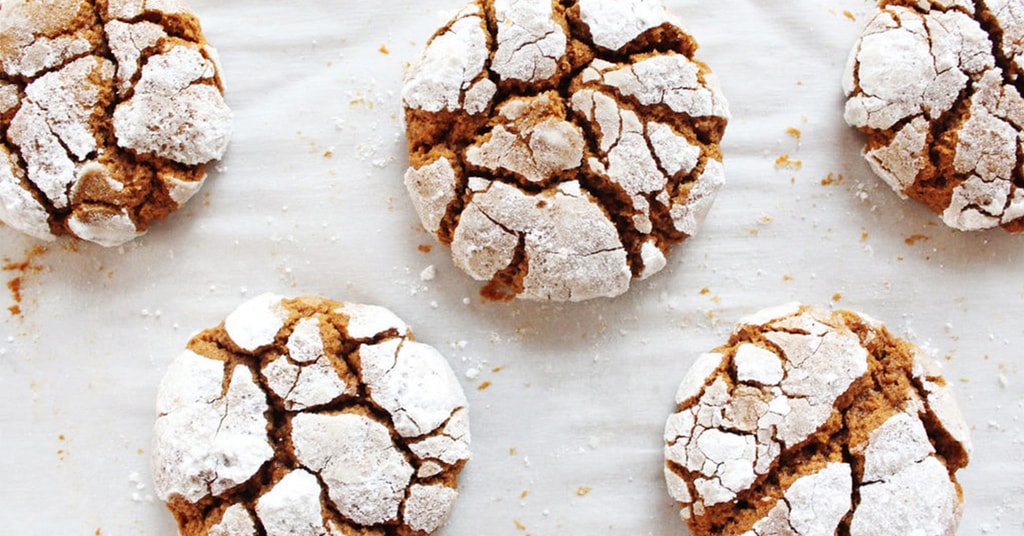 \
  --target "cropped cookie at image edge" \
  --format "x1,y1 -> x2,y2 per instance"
151,294 -> 470,536
844,0 -> 1024,232
663,304 -> 971,536
402,0 -> 730,302
0,0 -> 232,247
